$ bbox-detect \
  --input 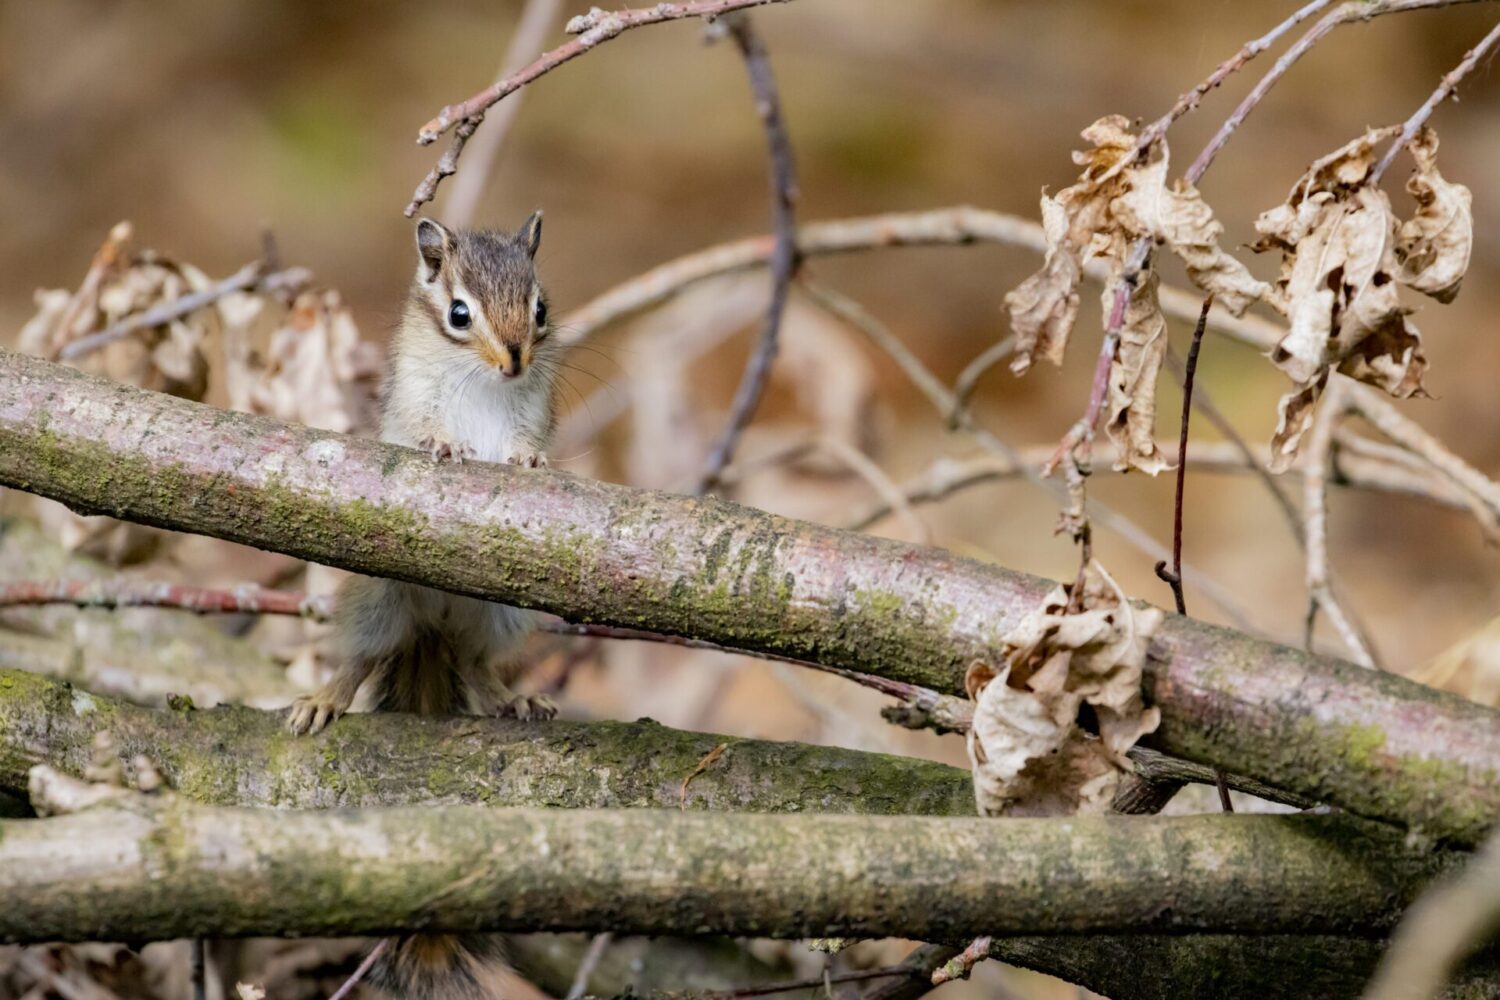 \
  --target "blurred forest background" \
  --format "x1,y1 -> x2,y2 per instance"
2,0 -> 1499,996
